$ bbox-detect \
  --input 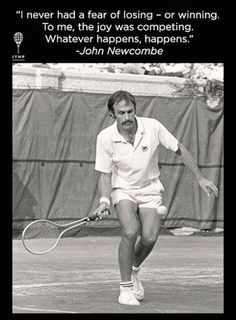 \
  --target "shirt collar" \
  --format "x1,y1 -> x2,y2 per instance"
112,116 -> 144,142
